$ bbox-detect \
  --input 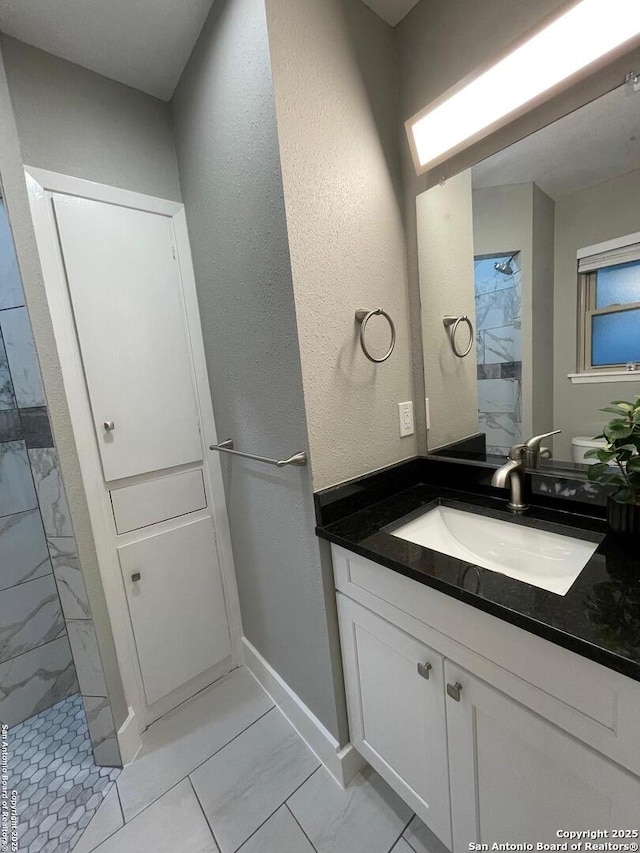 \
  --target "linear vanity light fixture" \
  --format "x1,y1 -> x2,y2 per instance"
406,0 -> 640,176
